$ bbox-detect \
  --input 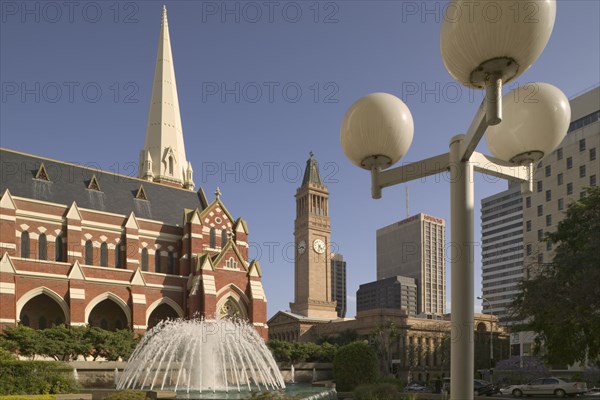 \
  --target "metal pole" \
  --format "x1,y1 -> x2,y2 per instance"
480,296 -> 494,382
449,134 -> 474,400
